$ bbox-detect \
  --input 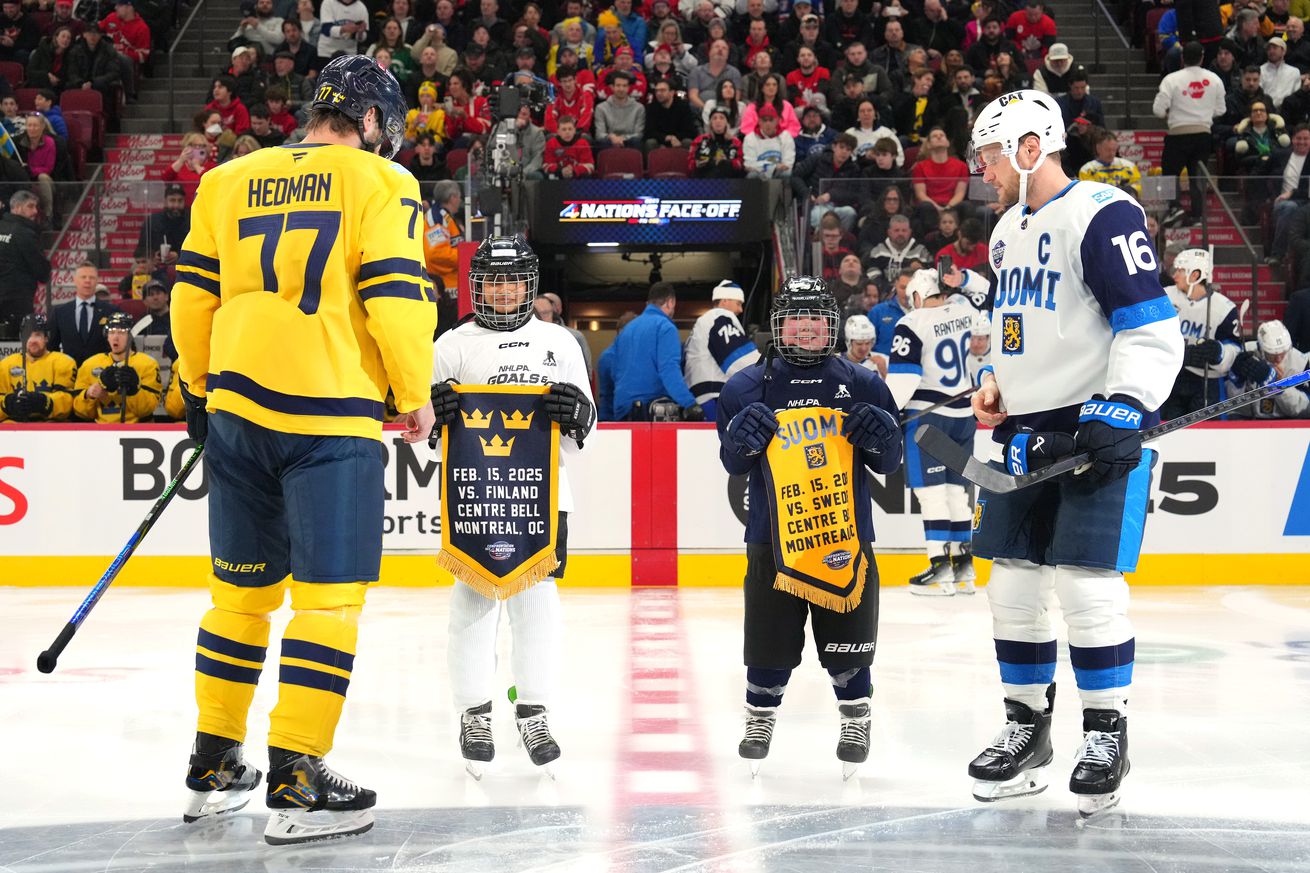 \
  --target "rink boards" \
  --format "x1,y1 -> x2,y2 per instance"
1,421 -> 1307,586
